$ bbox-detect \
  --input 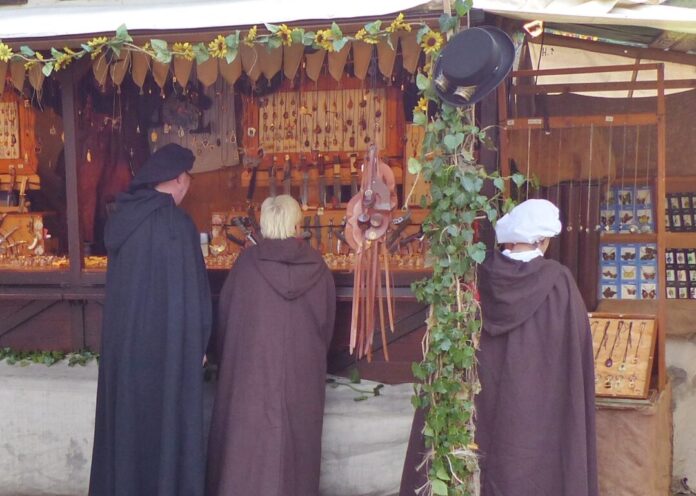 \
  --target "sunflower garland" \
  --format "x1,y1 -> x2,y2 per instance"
0,12 -> 447,78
